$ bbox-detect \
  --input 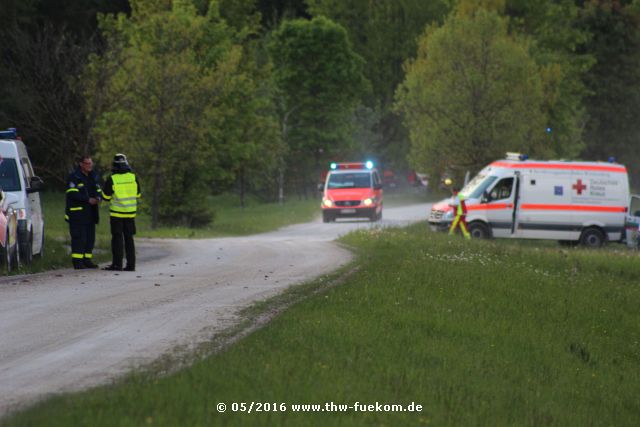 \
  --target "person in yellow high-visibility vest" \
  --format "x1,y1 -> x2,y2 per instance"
101,154 -> 141,271
449,187 -> 470,239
